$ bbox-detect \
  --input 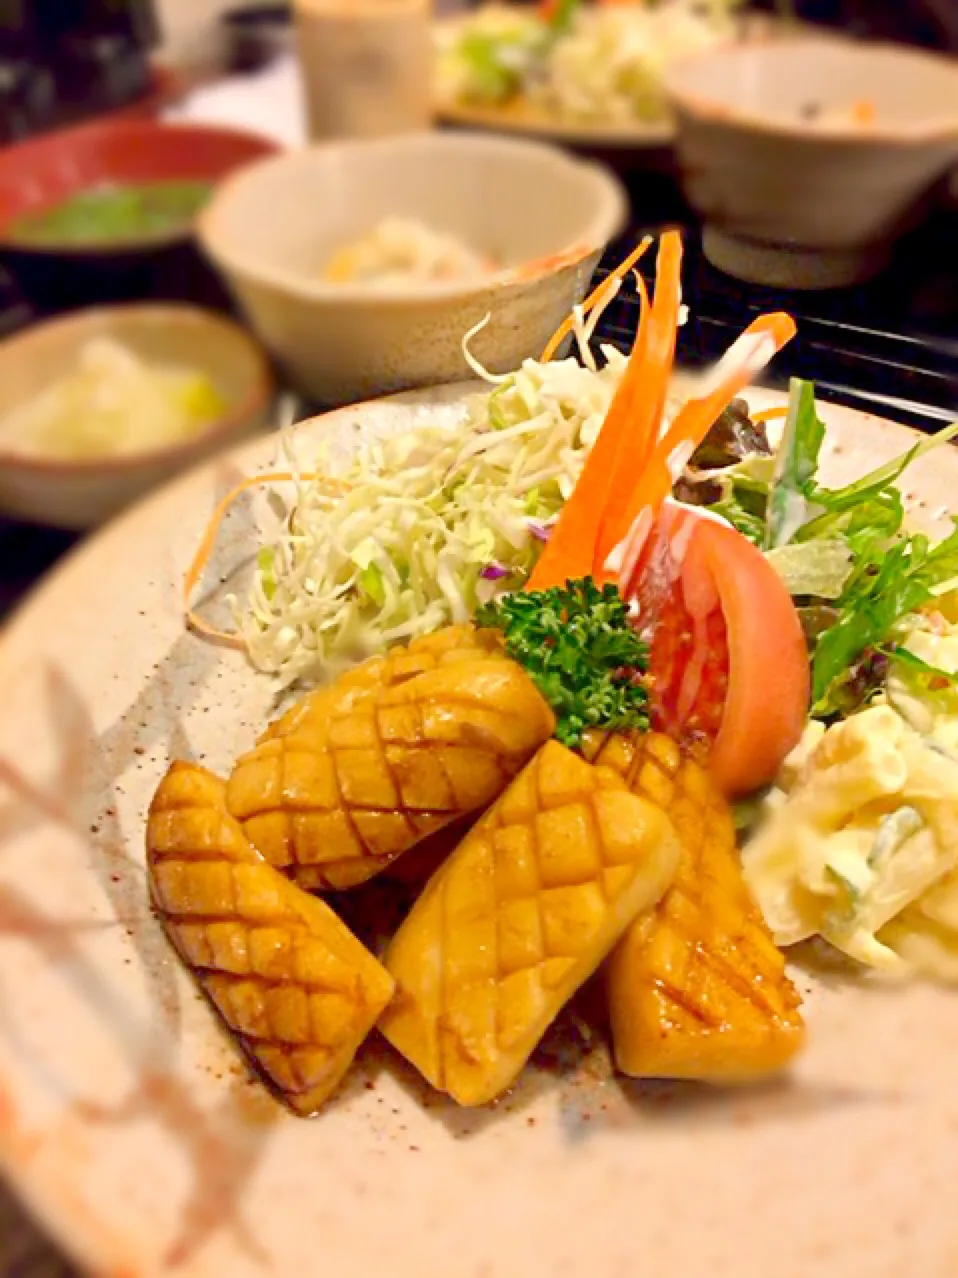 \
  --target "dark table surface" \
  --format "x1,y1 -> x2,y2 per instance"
0,167 -> 956,1272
